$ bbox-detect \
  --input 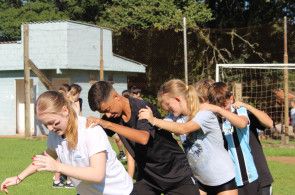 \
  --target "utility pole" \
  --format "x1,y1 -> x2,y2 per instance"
283,16 -> 289,145
183,17 -> 188,86
23,24 -> 31,139
100,28 -> 104,81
